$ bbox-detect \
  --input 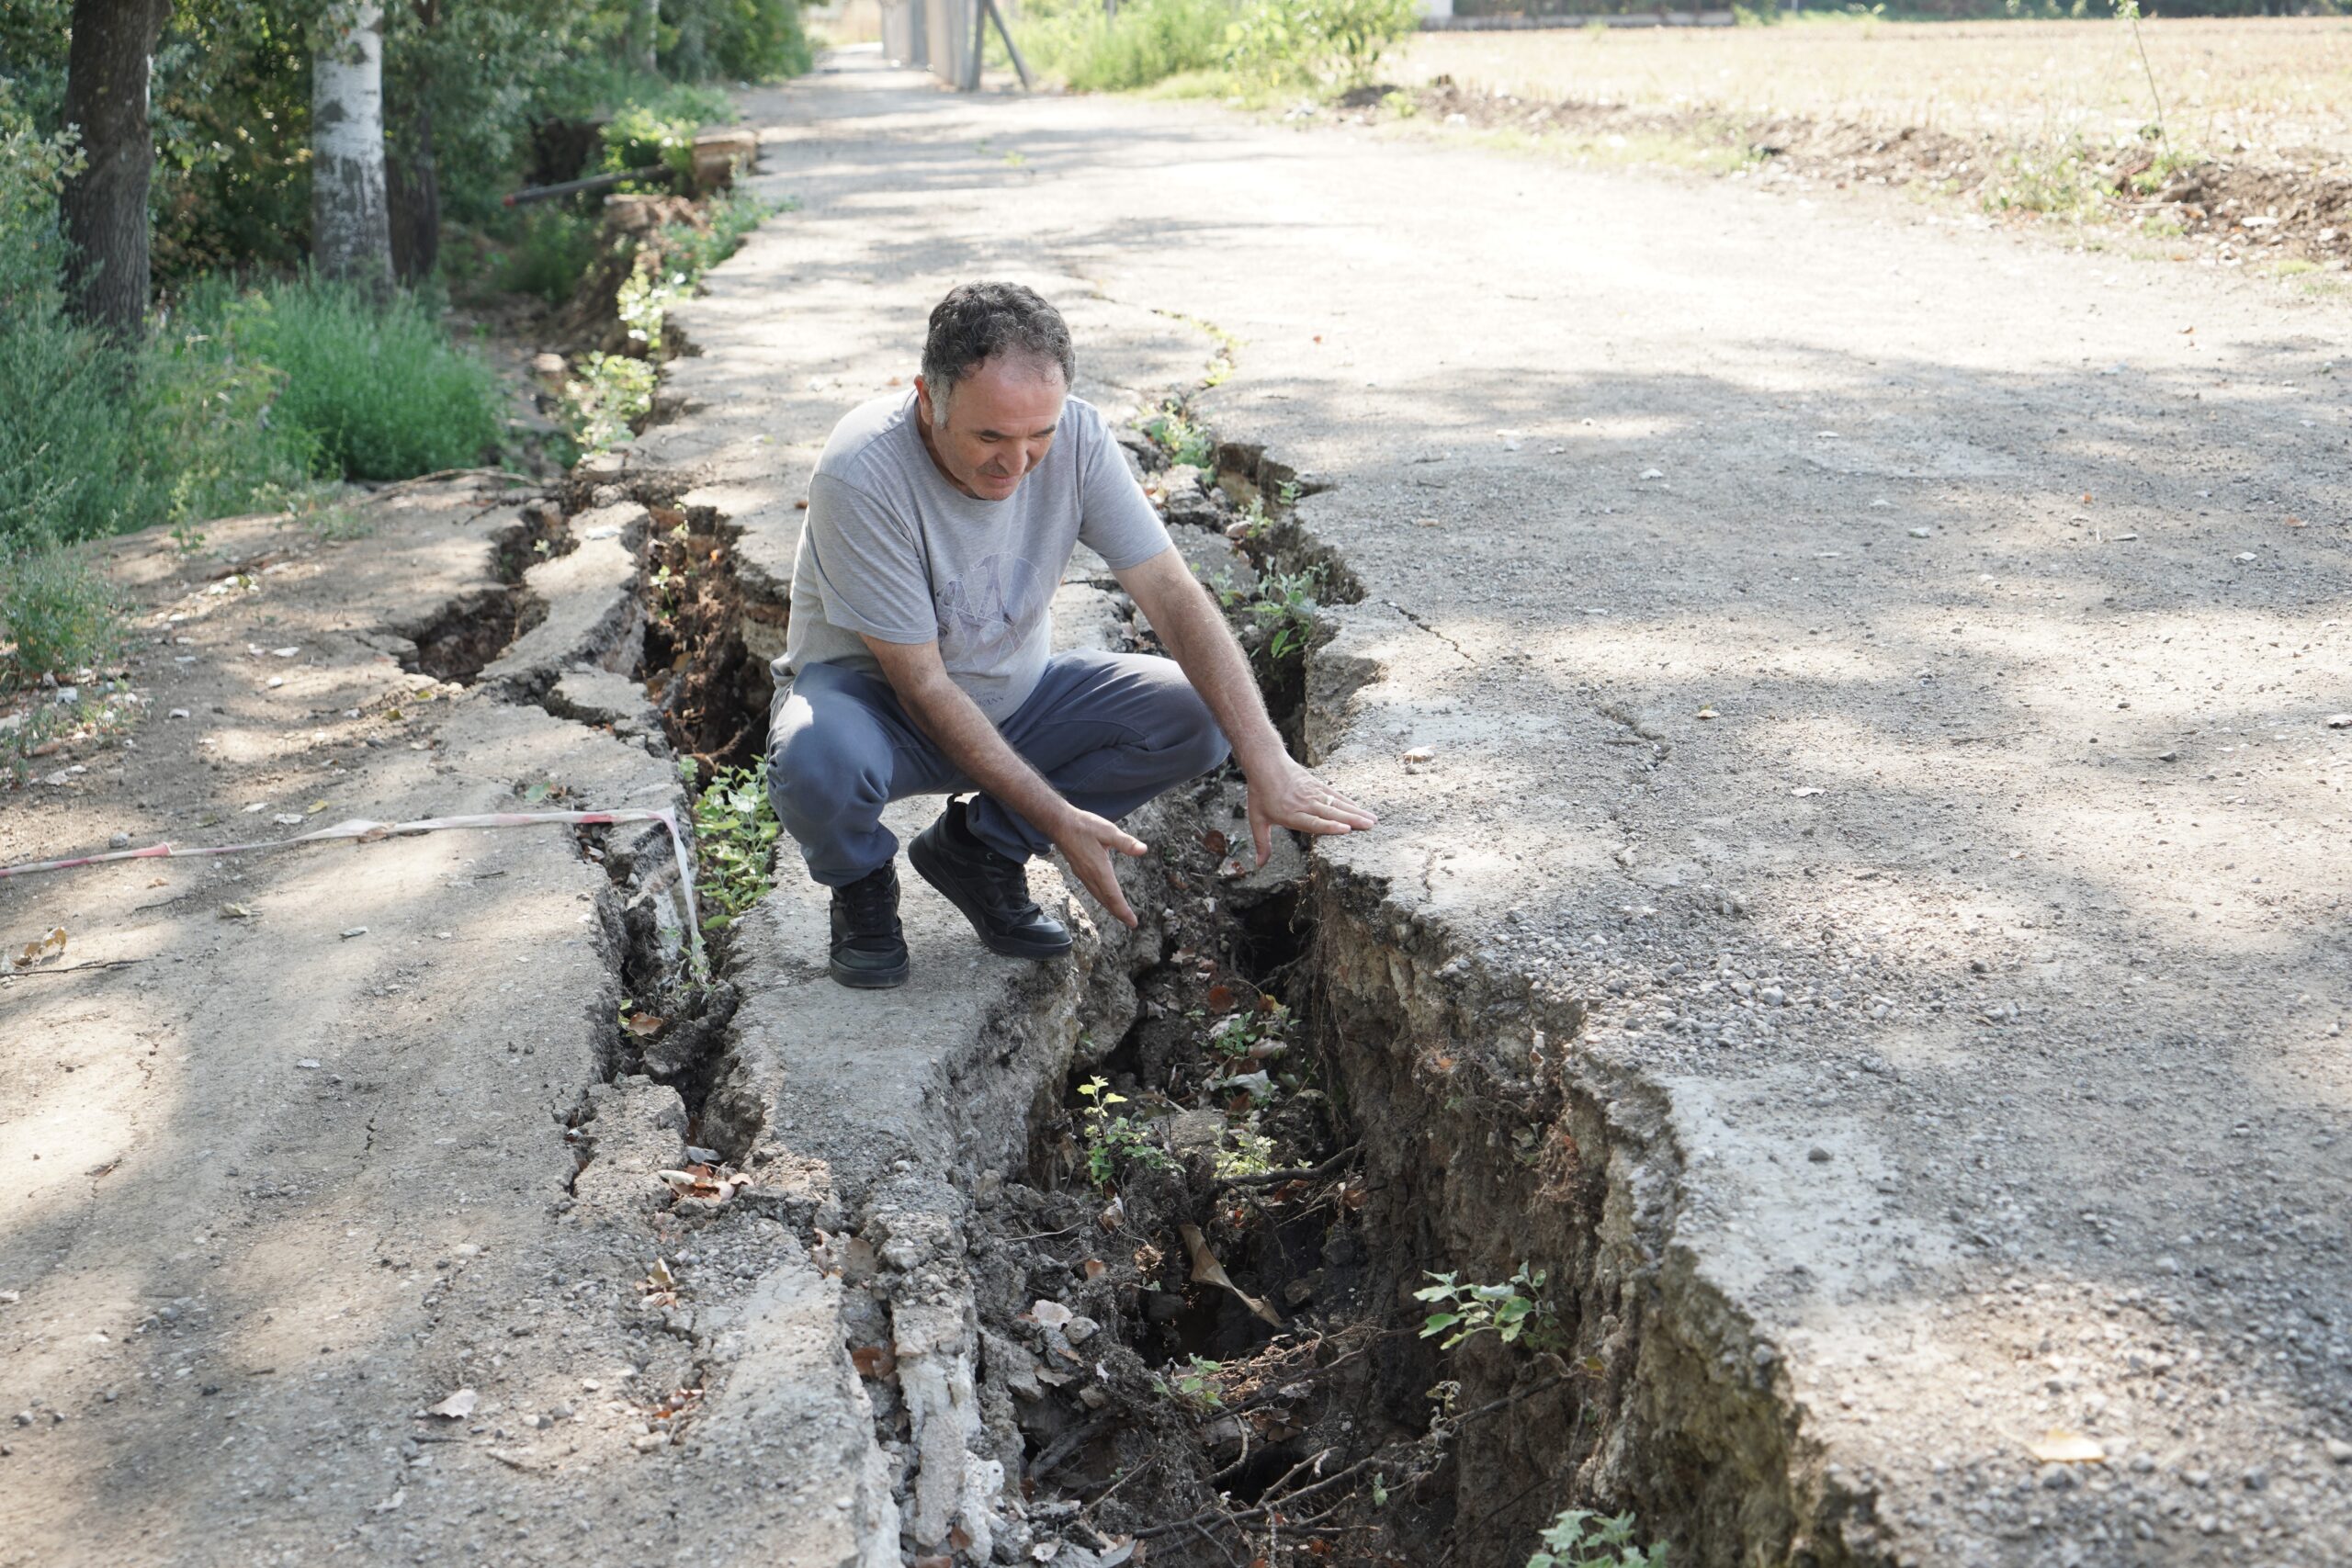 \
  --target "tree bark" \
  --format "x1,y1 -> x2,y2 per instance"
311,0 -> 393,288
386,93 -> 437,282
59,0 -> 172,339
